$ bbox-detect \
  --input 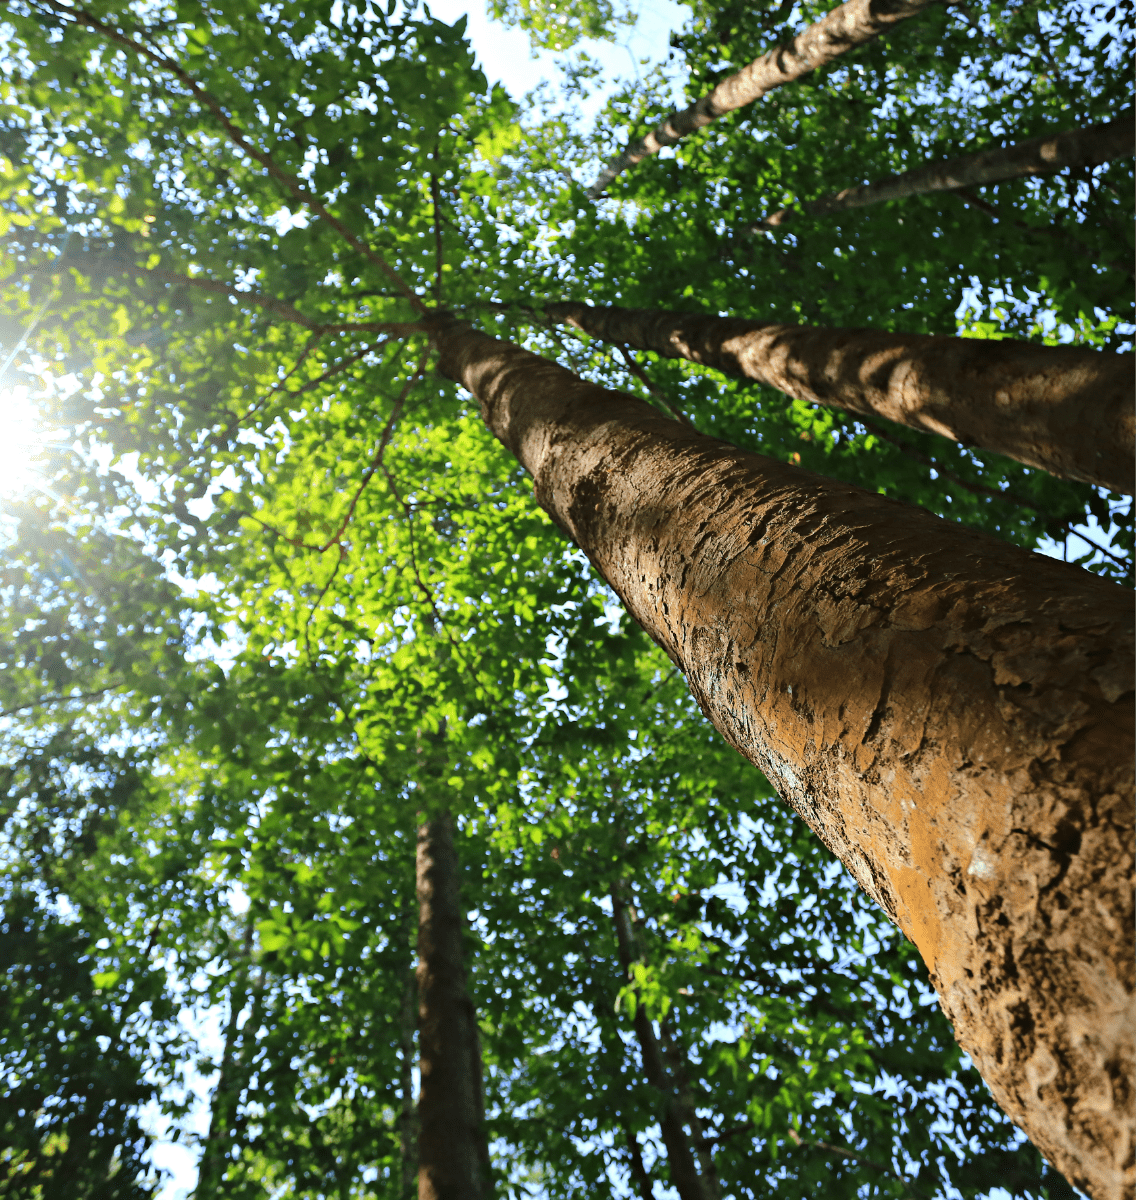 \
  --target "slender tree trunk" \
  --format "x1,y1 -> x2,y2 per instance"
538,300 -> 1134,495
399,959 -> 419,1200
196,921 -> 254,1197
426,314 -> 1134,1200
621,1119 -> 657,1200
753,111 -> 1135,228
416,812 -> 487,1200
611,885 -> 713,1200
660,1024 -> 719,1199
587,0 -> 943,196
